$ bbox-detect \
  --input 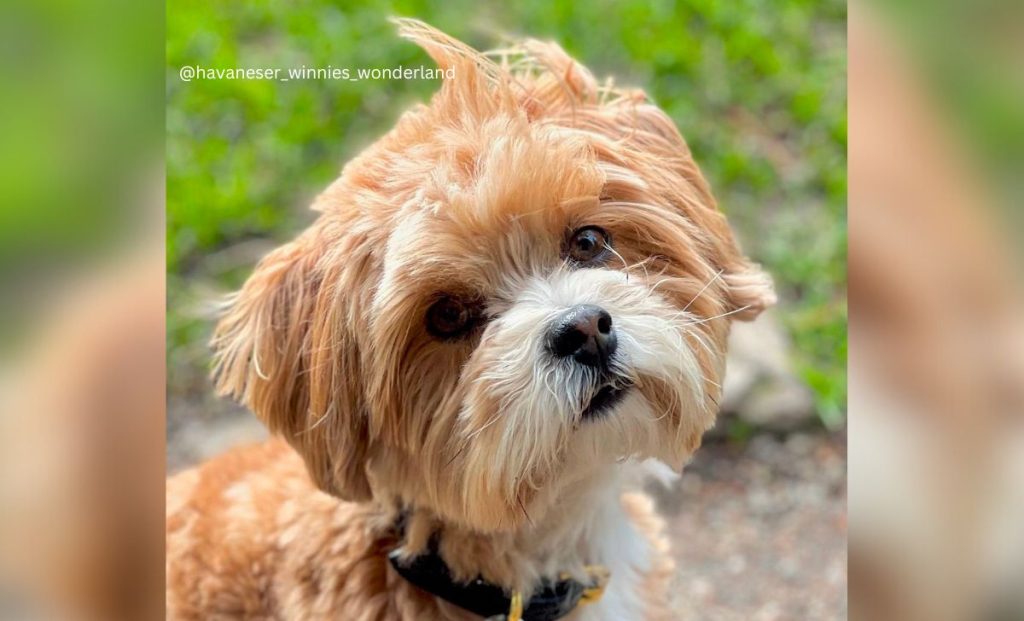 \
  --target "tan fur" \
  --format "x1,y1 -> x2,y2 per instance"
167,442 -> 678,620
169,19 -> 773,620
